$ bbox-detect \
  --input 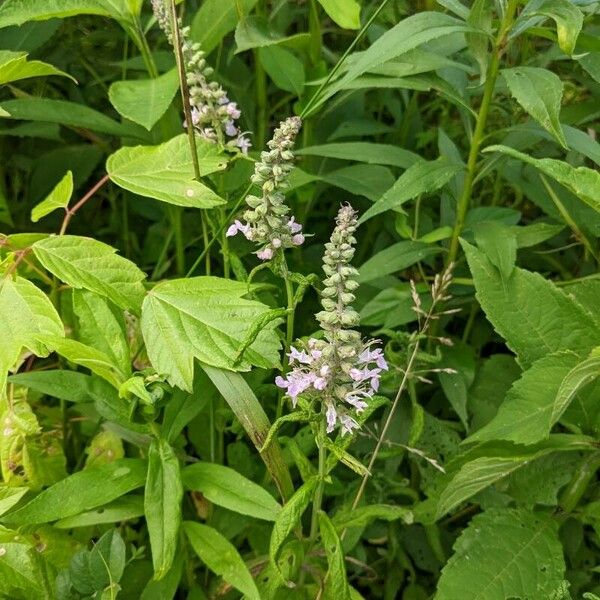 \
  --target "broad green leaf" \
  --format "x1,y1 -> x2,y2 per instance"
145,438 -> 182,580
579,53 -> 600,84
466,0 -> 491,83
0,50 -> 75,85
73,290 -> 131,377
461,240 -> 600,369
512,222 -> 564,248
332,504 -> 413,530
485,144 -> 600,214
32,235 -> 147,314
162,385 -> 209,444
502,67 -> 567,148
315,13 -> 474,109
184,521 -> 260,600
106,134 -> 227,208
468,353 -> 583,445
317,0 -> 360,29
191,0 -> 258,55
322,164 -> 395,202
182,462 -> 281,521
108,68 -> 179,131
30,170 -> 72,223
473,220 -> 517,280
297,142 -> 421,169
0,276 -> 64,391
9,369 -> 98,403
0,486 -> 28,516
141,277 -> 281,390
4,458 -> 146,524
359,157 -> 463,224
0,20 -> 61,52
318,511 -> 351,600
139,559 -> 182,600
435,509 -> 564,599
201,365 -> 294,502
54,496 -> 143,528
0,98 -> 144,138
0,537 -> 45,597
269,478 -> 317,581
358,241 -> 441,283
84,430 -> 124,468
235,16 -> 310,53
259,46 -> 305,95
